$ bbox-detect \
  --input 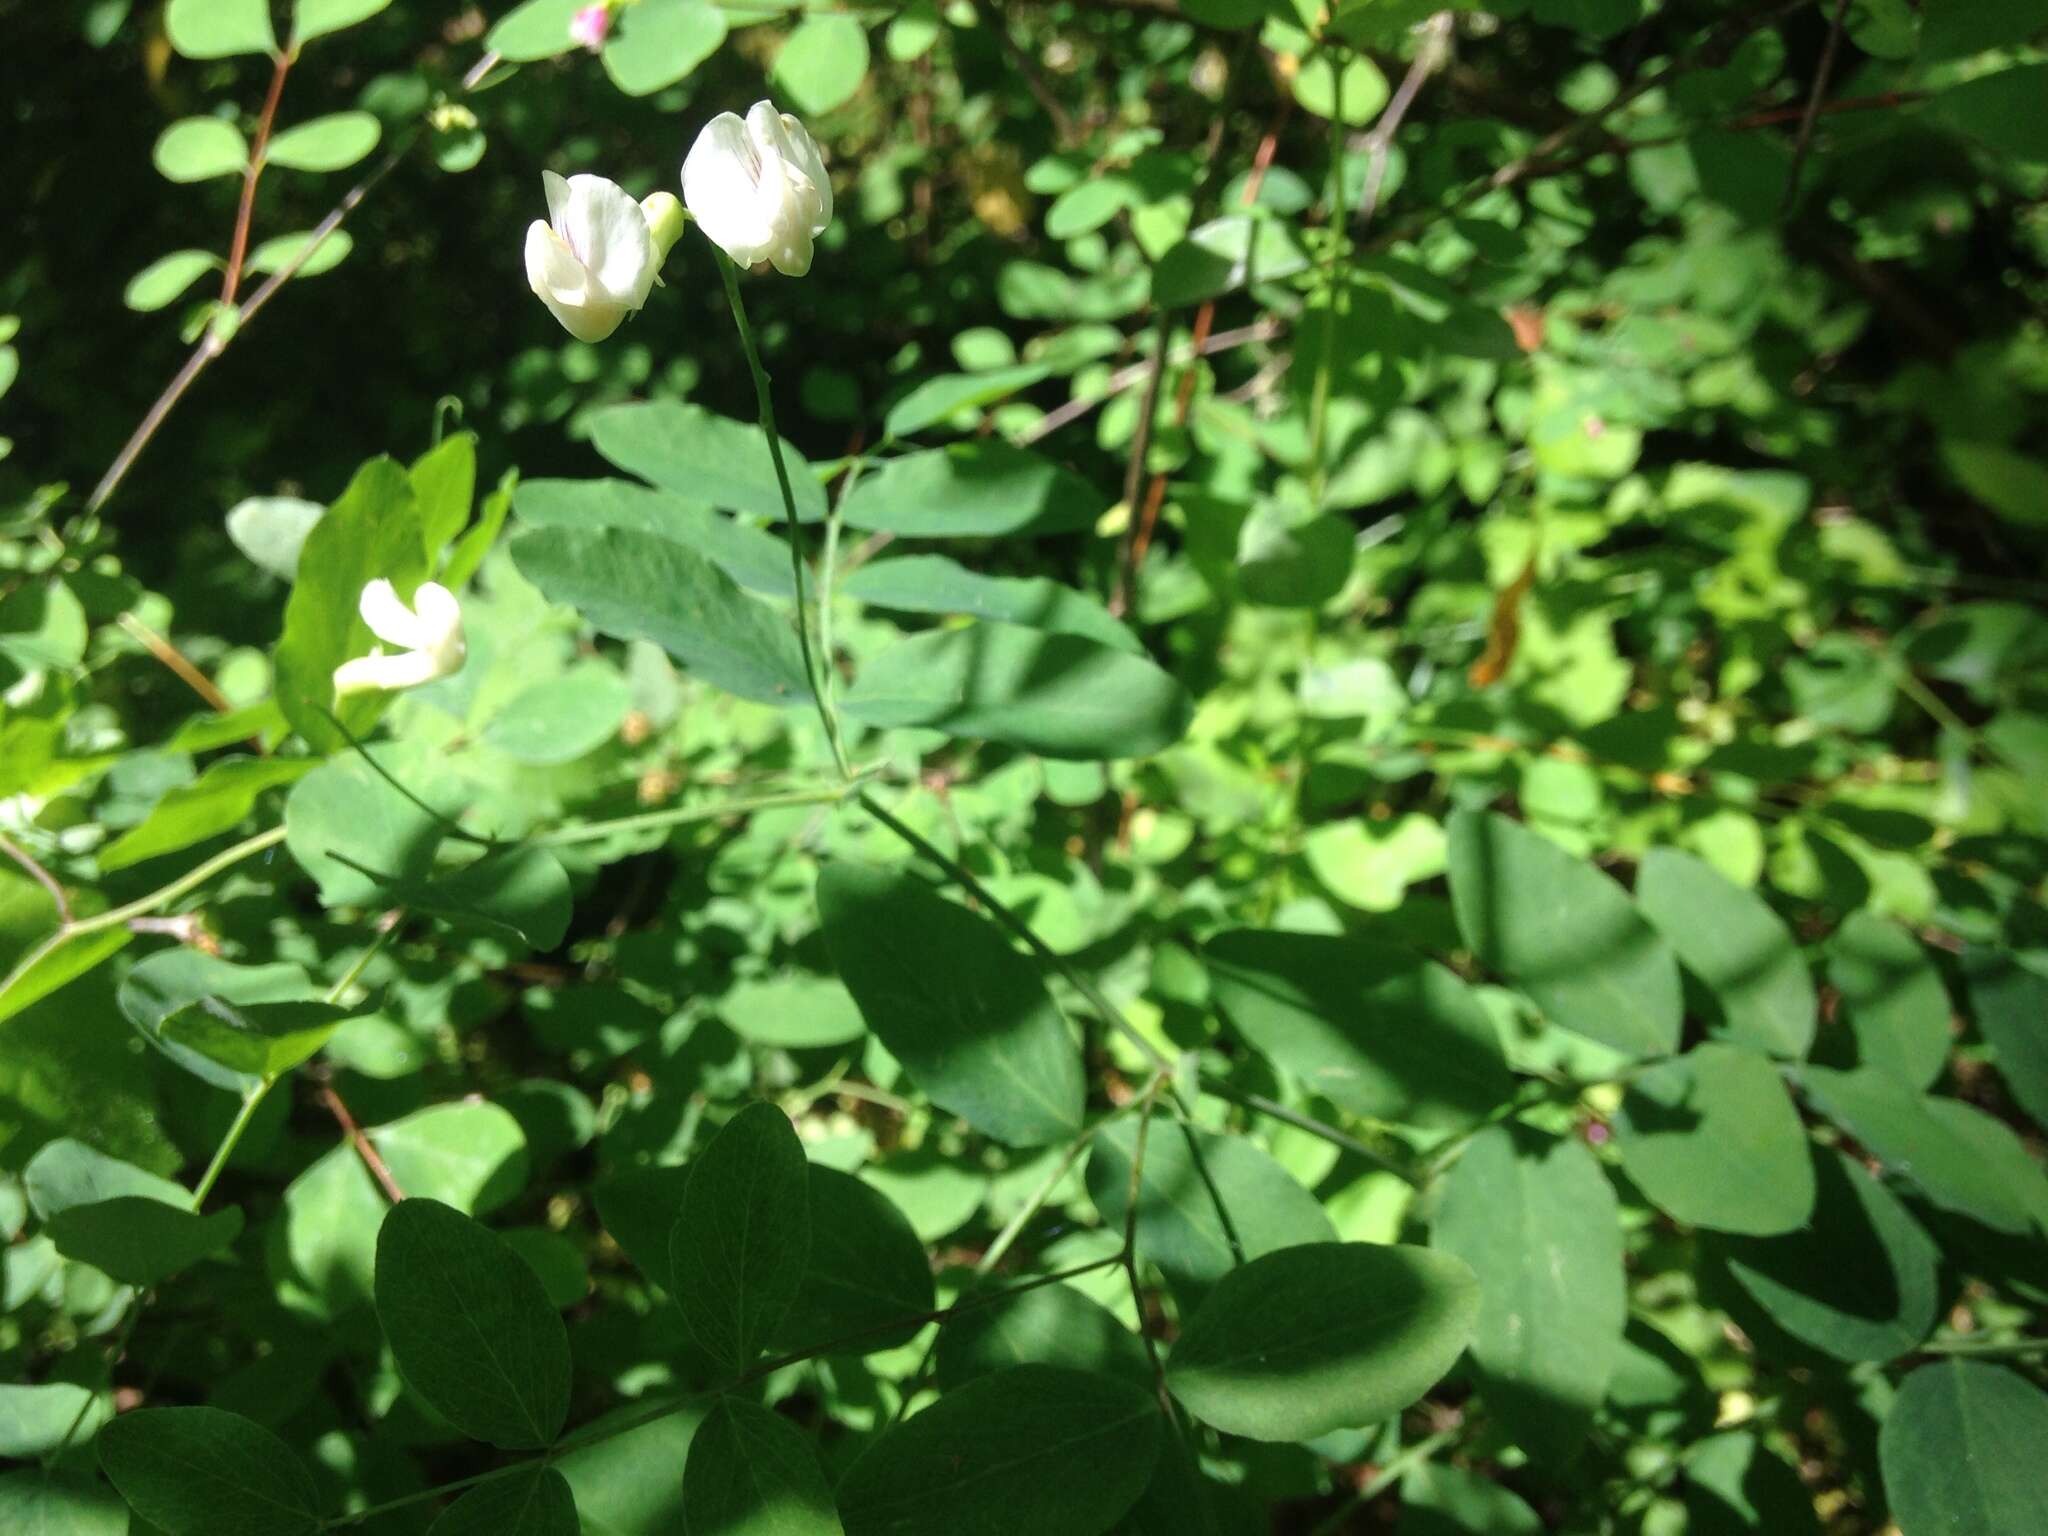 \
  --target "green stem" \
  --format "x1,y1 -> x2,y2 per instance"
1306,1426 -> 1460,1536
817,452 -> 865,737
188,1087 -> 272,1209
1919,1334 -> 2048,1358
886,1111 -> 1122,1428
1304,46 -> 1349,509
190,919 -> 401,1209
1121,1075 -> 1178,1422
535,783 -> 860,848
0,826 -> 288,1006
856,787 -> 1173,1074
714,250 -> 852,780
1201,1076 -> 1423,1188
81,826 -> 288,936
